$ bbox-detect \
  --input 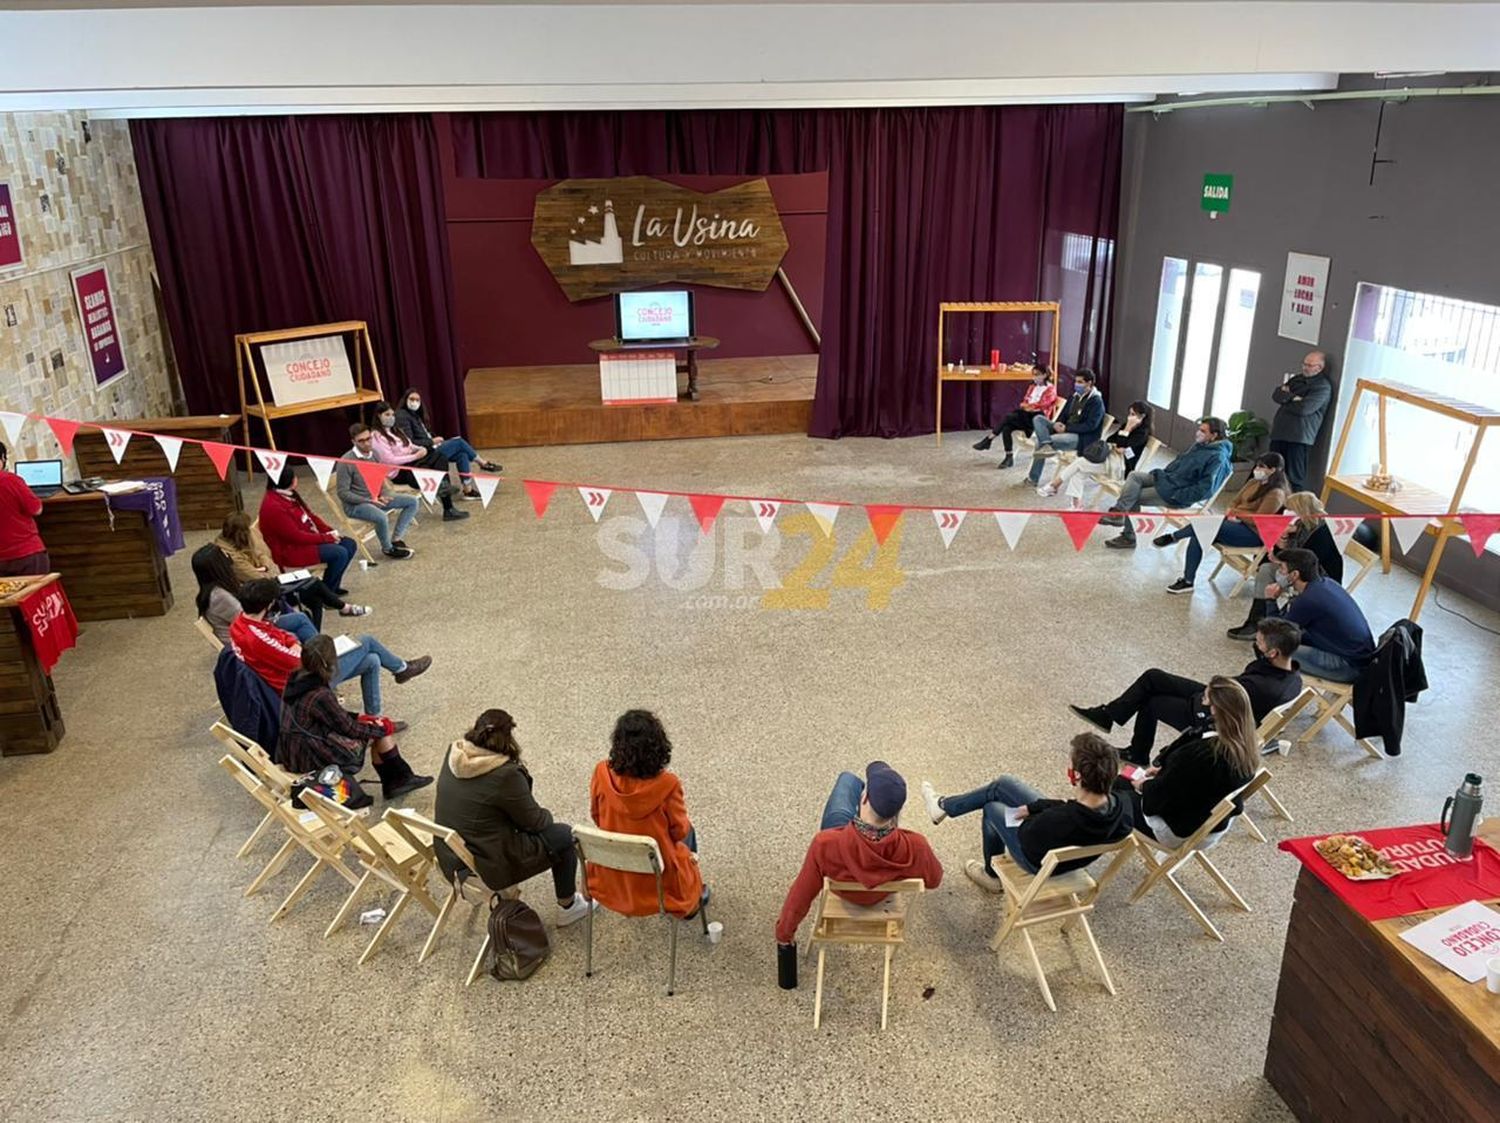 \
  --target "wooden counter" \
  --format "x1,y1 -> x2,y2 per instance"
1266,826 -> 1500,1121
0,573 -> 66,755
38,492 -> 172,621
73,414 -> 242,531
